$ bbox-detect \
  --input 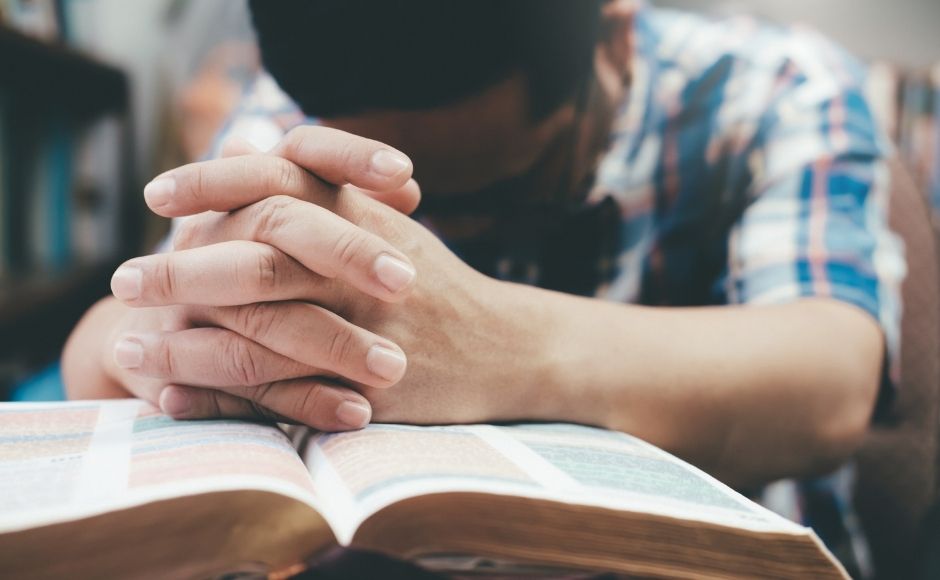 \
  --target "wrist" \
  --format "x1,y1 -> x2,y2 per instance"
493,285 -> 639,430
476,278 -> 574,423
